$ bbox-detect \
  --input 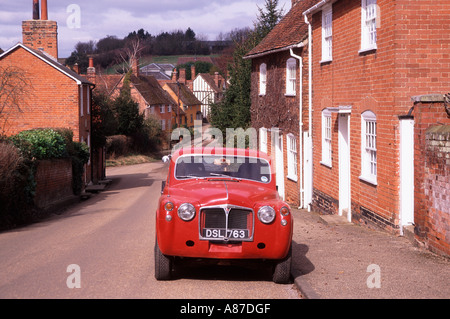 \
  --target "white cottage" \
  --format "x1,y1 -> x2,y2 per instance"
192,72 -> 226,119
